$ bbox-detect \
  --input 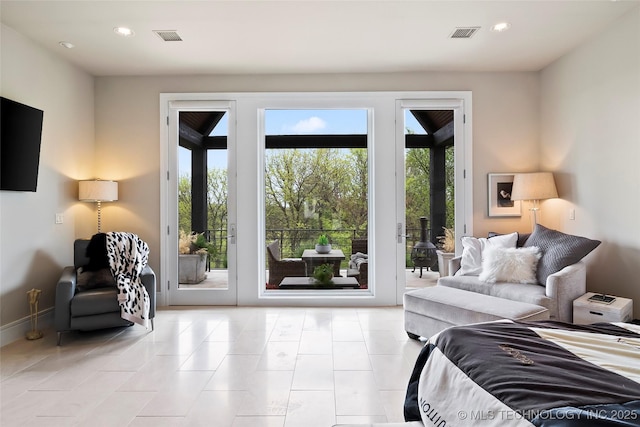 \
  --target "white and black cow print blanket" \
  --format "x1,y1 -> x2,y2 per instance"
106,232 -> 151,329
